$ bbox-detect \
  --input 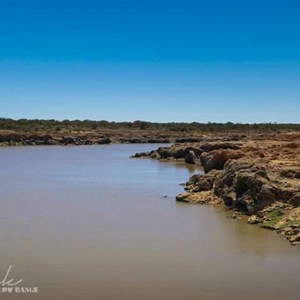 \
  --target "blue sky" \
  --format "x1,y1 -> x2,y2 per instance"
0,0 -> 299,123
